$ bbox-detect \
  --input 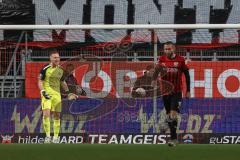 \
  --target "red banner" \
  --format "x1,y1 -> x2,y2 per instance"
25,61 -> 240,98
